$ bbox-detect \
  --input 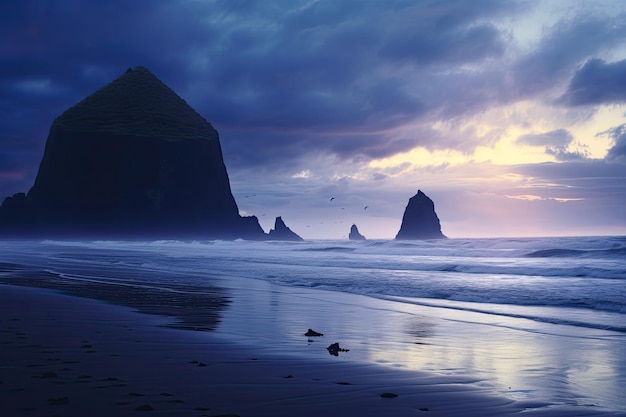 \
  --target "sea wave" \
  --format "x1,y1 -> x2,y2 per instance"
525,246 -> 626,258
5,236 -> 626,334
